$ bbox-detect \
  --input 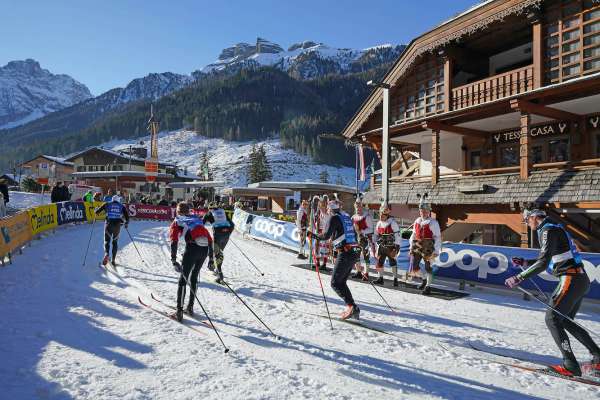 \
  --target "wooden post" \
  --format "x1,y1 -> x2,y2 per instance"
519,112 -> 531,179
532,22 -> 543,89
444,57 -> 453,111
432,129 -> 440,185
